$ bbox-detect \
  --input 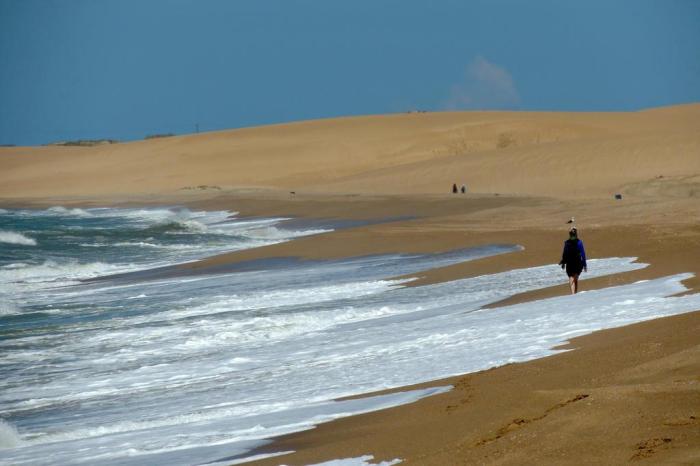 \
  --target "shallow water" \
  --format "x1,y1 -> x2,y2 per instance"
1,207 -> 699,465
